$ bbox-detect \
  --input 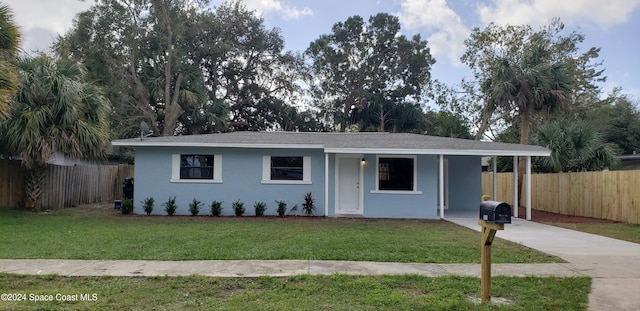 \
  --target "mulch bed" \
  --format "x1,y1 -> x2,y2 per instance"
514,206 -> 620,224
